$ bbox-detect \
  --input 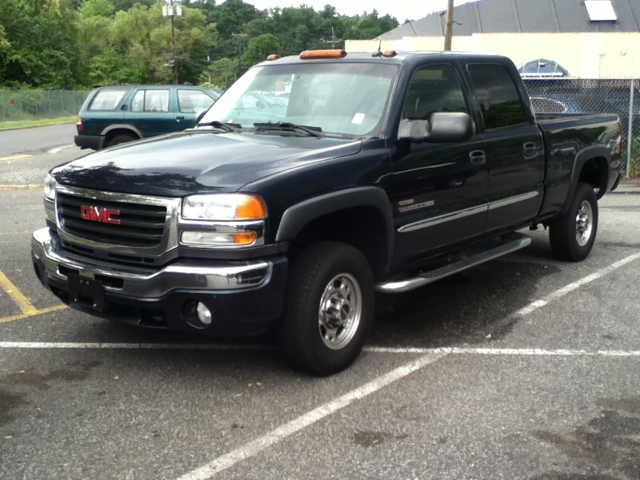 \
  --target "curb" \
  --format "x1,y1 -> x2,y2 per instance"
0,121 -> 76,132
